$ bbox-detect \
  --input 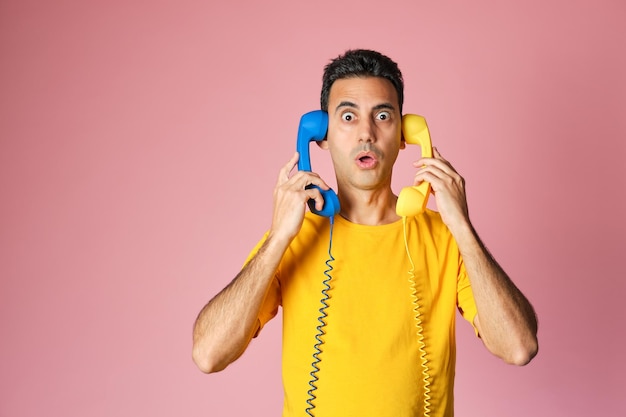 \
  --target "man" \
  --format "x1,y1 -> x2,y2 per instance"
192,49 -> 538,417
